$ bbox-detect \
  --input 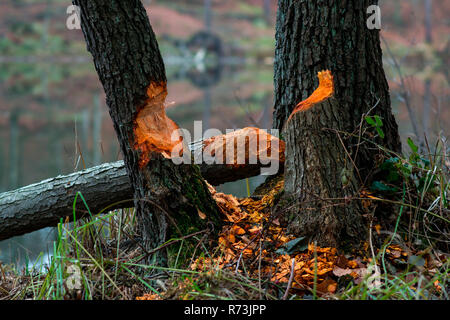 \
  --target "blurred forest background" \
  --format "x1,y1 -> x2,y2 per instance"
0,0 -> 449,267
